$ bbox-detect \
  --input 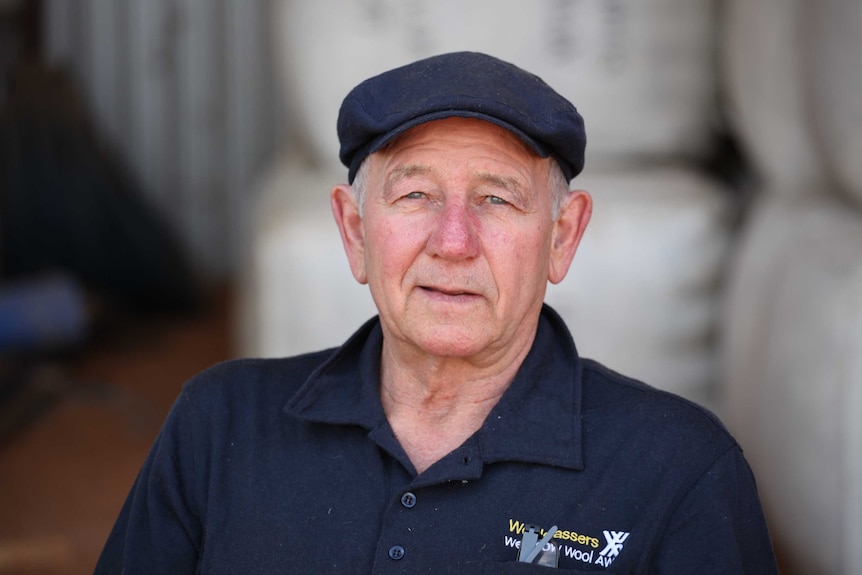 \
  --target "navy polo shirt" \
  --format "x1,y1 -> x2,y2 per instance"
96,306 -> 778,574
